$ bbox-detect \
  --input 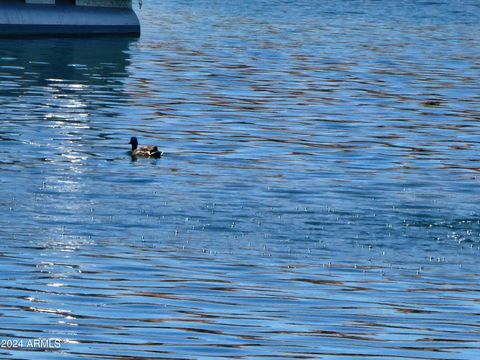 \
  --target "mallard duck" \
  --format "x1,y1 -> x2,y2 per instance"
129,137 -> 162,158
